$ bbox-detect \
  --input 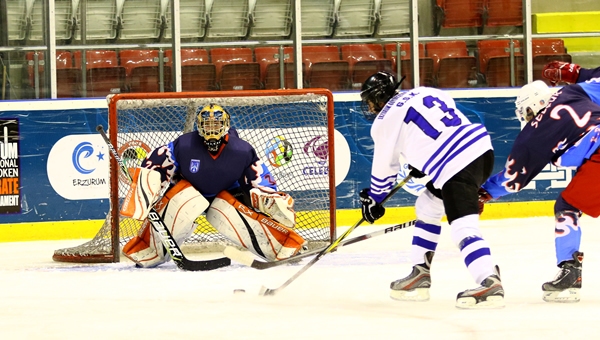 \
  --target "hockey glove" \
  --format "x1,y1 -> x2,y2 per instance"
359,188 -> 385,224
542,61 -> 581,86
408,165 -> 427,179
478,188 -> 493,215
